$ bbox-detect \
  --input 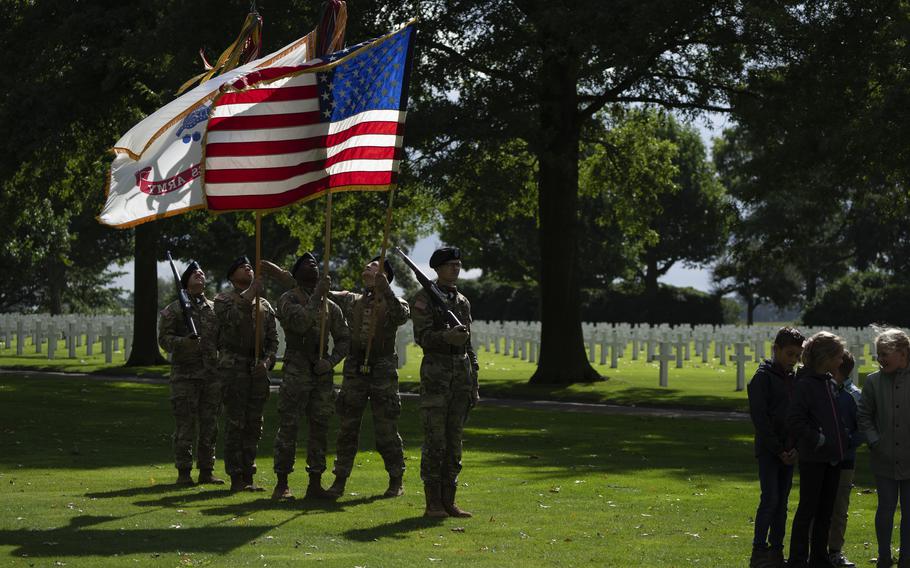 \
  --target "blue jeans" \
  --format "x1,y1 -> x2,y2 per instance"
874,475 -> 910,561
754,452 -> 795,548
